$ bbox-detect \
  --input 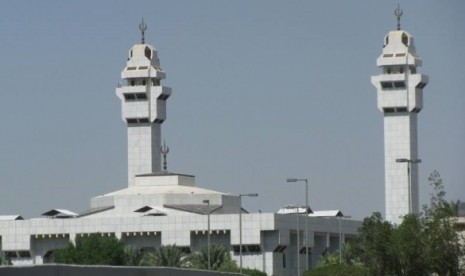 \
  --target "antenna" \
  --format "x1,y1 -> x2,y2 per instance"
161,140 -> 170,172
139,18 -> 148,44
394,4 -> 403,30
